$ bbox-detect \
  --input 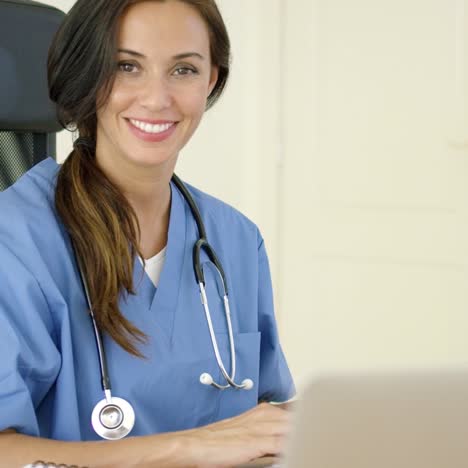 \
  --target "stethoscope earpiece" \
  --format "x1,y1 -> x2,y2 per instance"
241,378 -> 254,390
200,372 -> 214,386
200,372 -> 254,391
